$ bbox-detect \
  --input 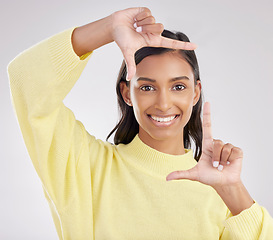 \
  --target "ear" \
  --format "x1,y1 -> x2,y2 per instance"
193,80 -> 201,106
119,81 -> 132,106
